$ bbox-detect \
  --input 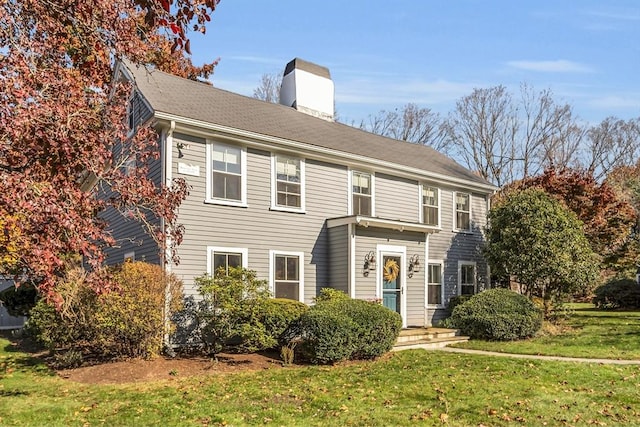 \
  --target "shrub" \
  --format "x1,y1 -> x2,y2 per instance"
194,267 -> 272,355
95,262 -> 184,358
26,268 -> 98,352
314,288 -> 350,303
294,303 -> 356,364
447,294 -> 472,312
26,263 -> 183,359
259,298 -> 308,347
593,278 -> 640,309
0,284 -> 37,317
444,289 -> 542,341
291,298 -> 402,364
